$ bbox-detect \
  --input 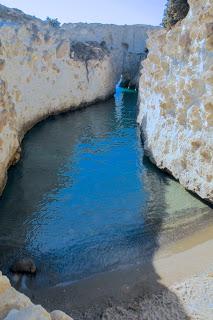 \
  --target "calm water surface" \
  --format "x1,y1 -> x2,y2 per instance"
0,89 -> 212,289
